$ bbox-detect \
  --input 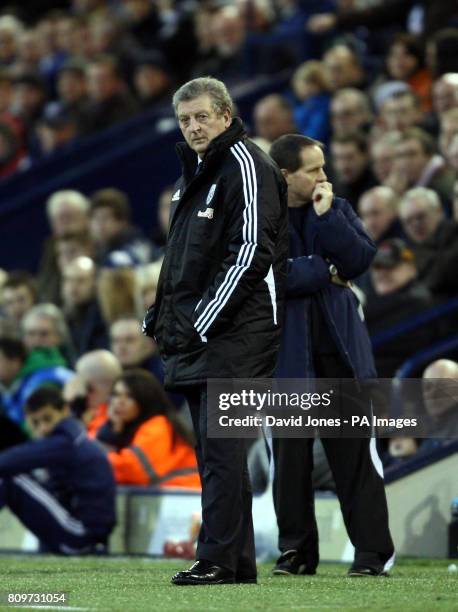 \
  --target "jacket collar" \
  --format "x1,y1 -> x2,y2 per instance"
176,117 -> 246,184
